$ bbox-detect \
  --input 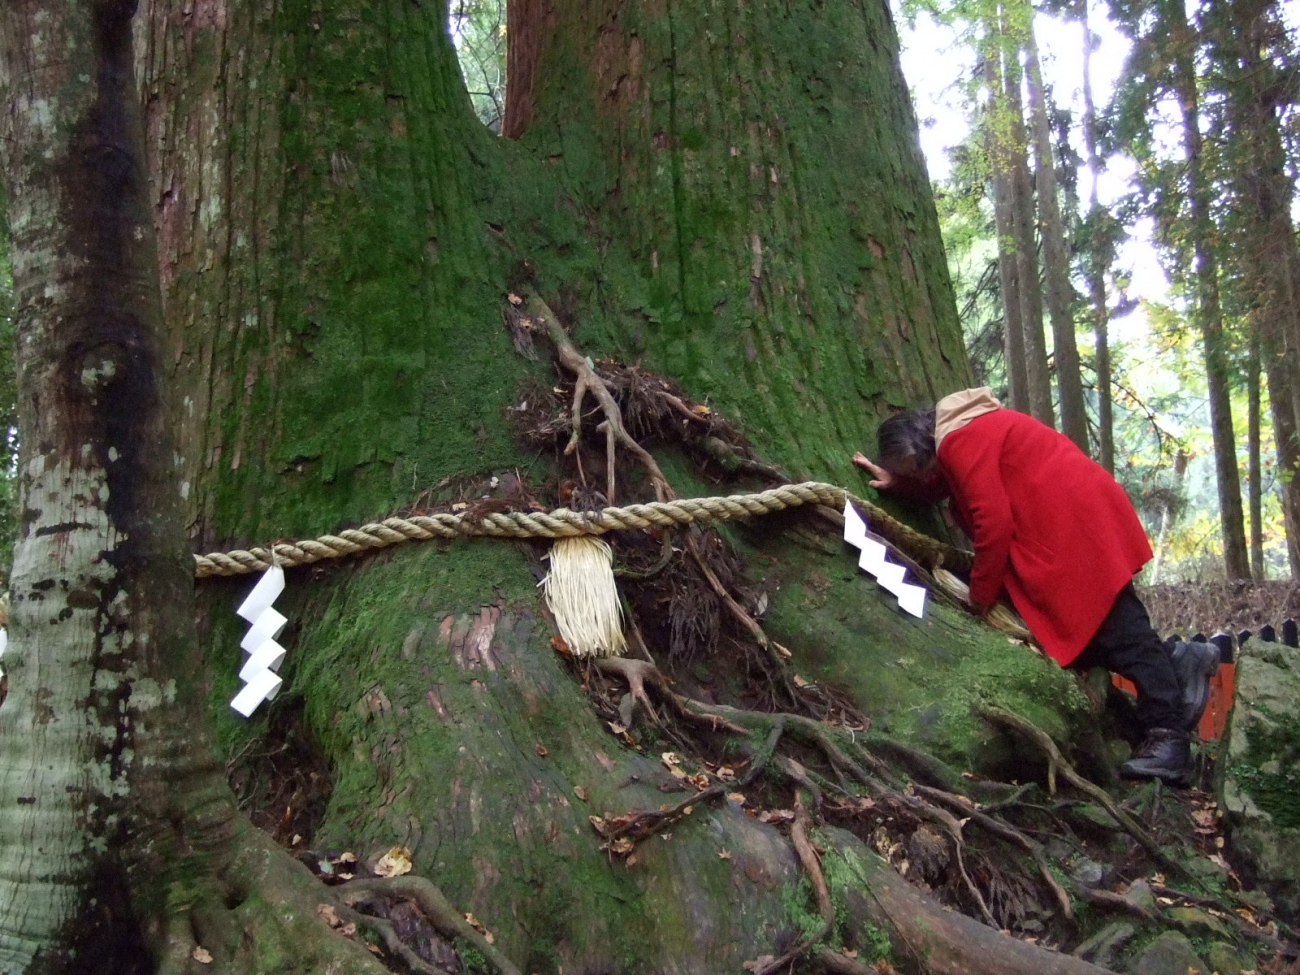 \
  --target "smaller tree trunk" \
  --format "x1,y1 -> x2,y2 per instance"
1247,334 -> 1264,579
1165,0 -> 1250,580
1001,29 -> 1054,427
1081,0 -> 1114,472
983,43 -> 1030,411
1024,13 -> 1088,451
1213,0 -> 1300,580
